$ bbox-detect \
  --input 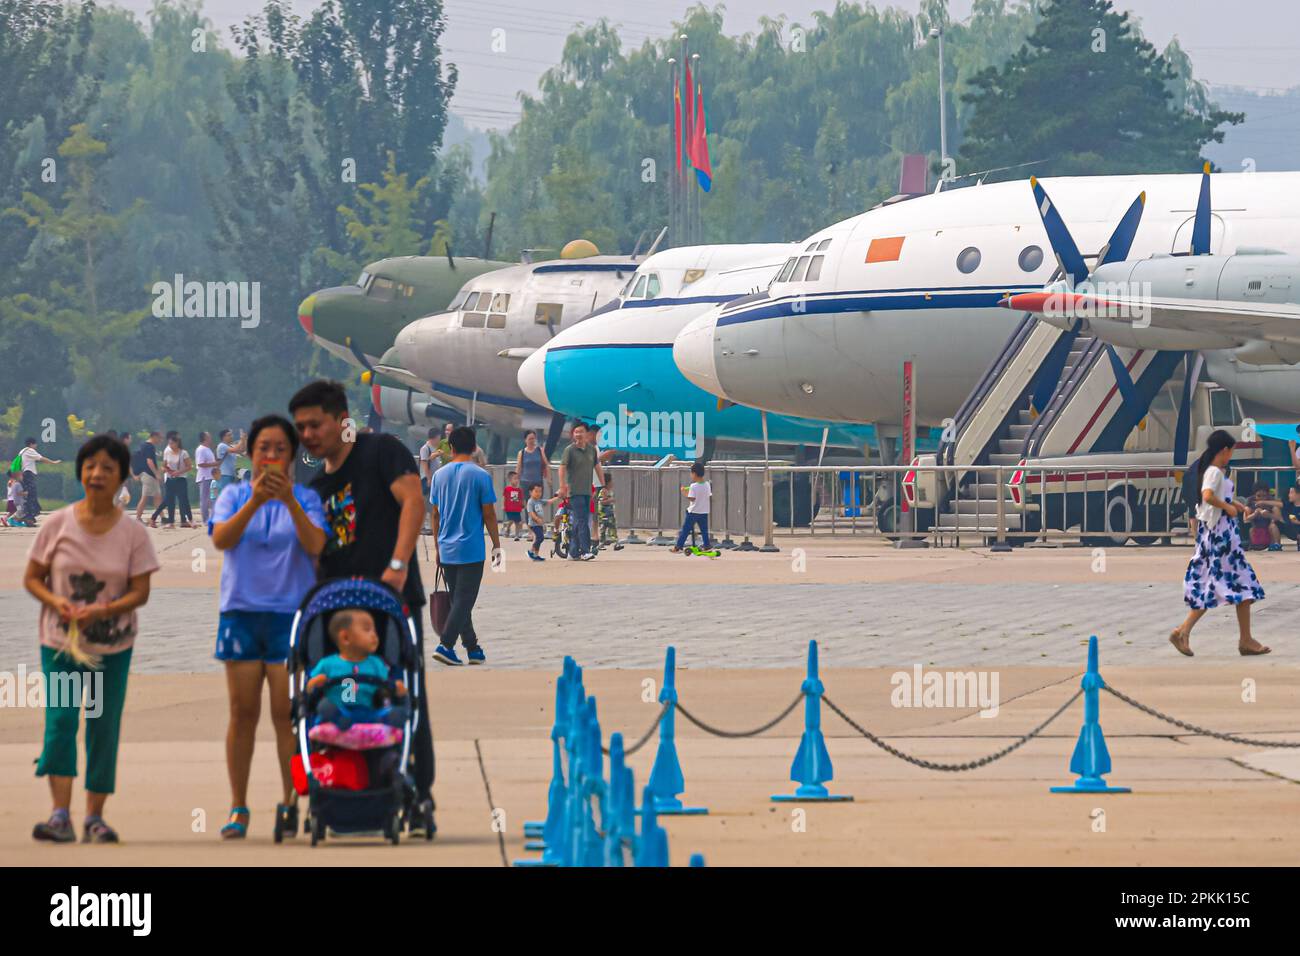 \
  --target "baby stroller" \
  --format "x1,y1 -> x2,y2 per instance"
285,577 -> 430,845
